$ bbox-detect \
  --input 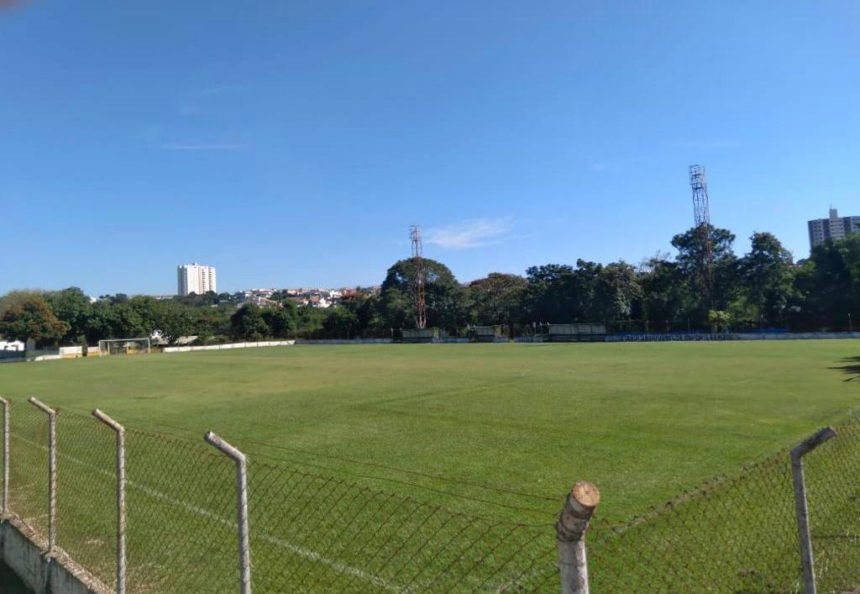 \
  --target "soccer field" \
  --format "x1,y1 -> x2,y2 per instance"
1,340 -> 858,523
